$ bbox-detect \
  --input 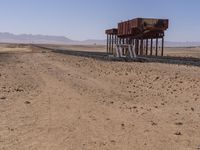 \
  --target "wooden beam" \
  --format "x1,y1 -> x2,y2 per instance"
146,39 -> 148,55
161,37 -> 164,56
156,38 -> 158,56
140,38 -> 143,55
150,38 -> 153,56
135,39 -> 139,55
122,38 -> 125,55
107,34 -> 109,54
109,34 -> 112,54
111,35 -> 114,54
114,35 -> 116,47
